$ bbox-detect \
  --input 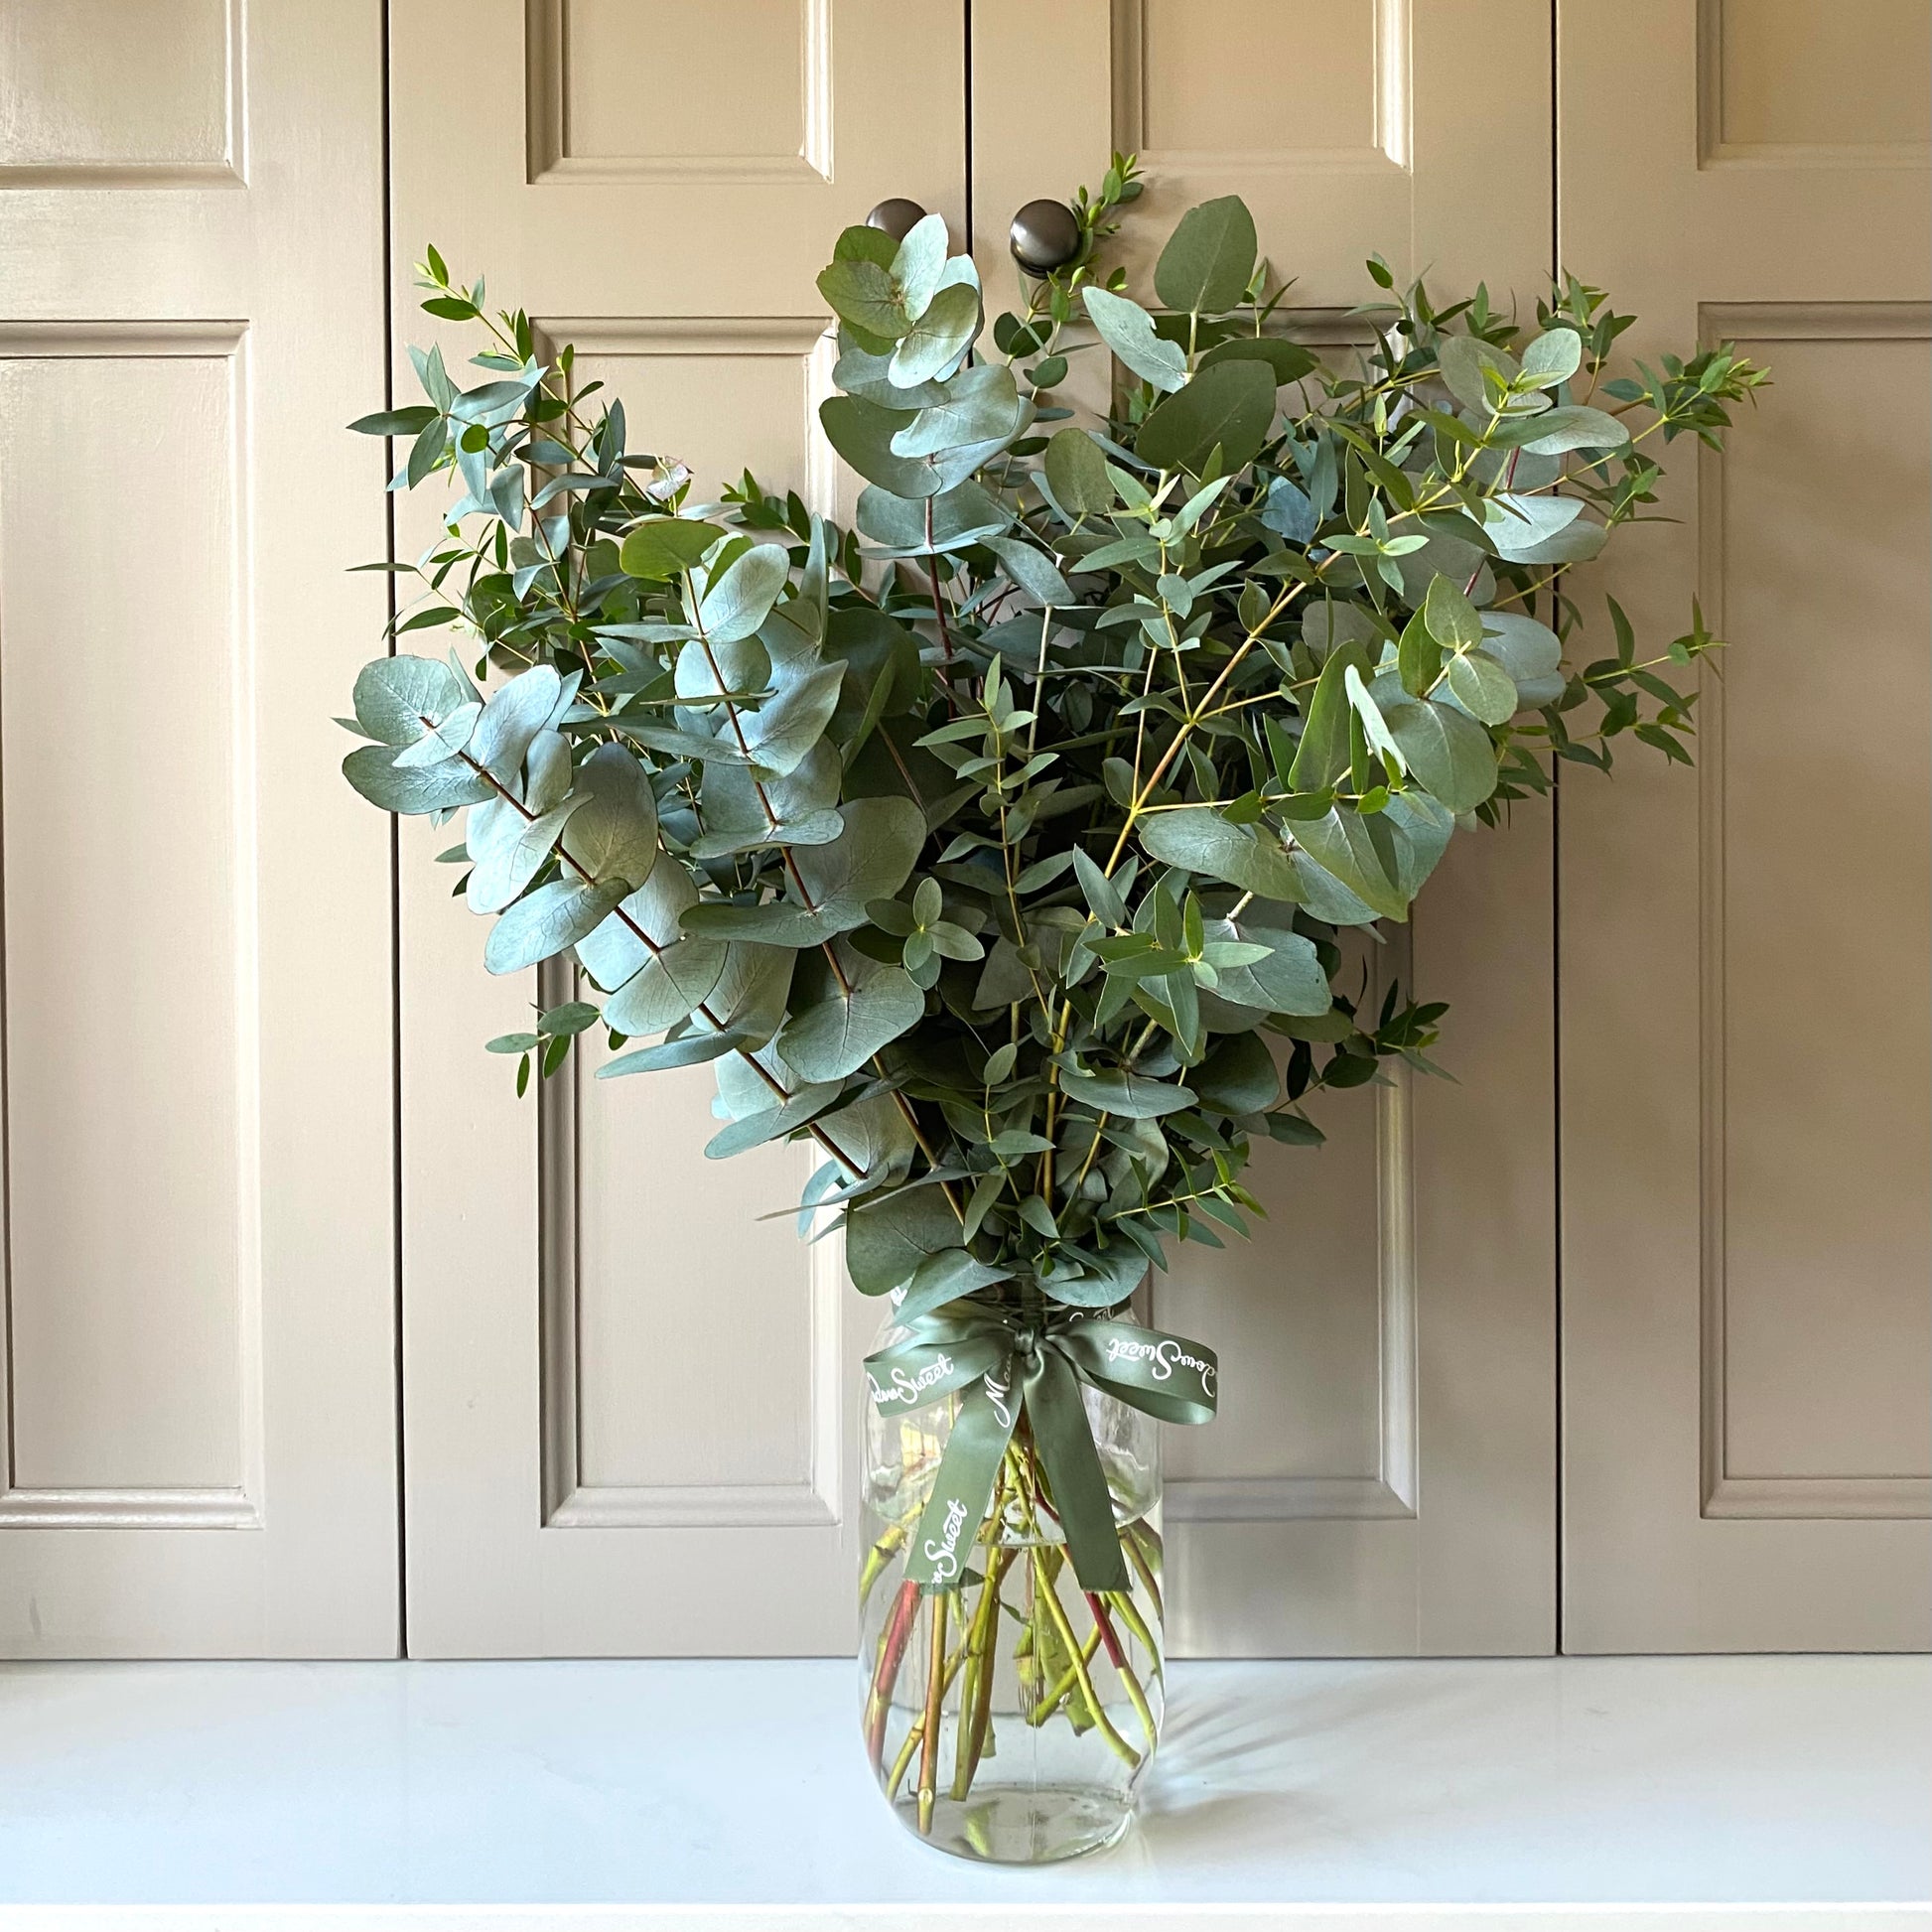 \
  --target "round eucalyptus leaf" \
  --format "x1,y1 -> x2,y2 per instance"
888,281 -> 980,388
619,517 -> 719,581
467,794 -> 582,915
777,953 -> 925,1082
604,934 -> 729,1036
697,543 -> 790,645
1446,649 -> 1519,727
819,394 -> 945,498
343,743 -> 492,815
470,664 -> 563,783
483,877 -> 629,975
353,654 -> 464,747
559,742 -> 659,889
1383,696 -> 1500,815
845,1184 -> 962,1294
